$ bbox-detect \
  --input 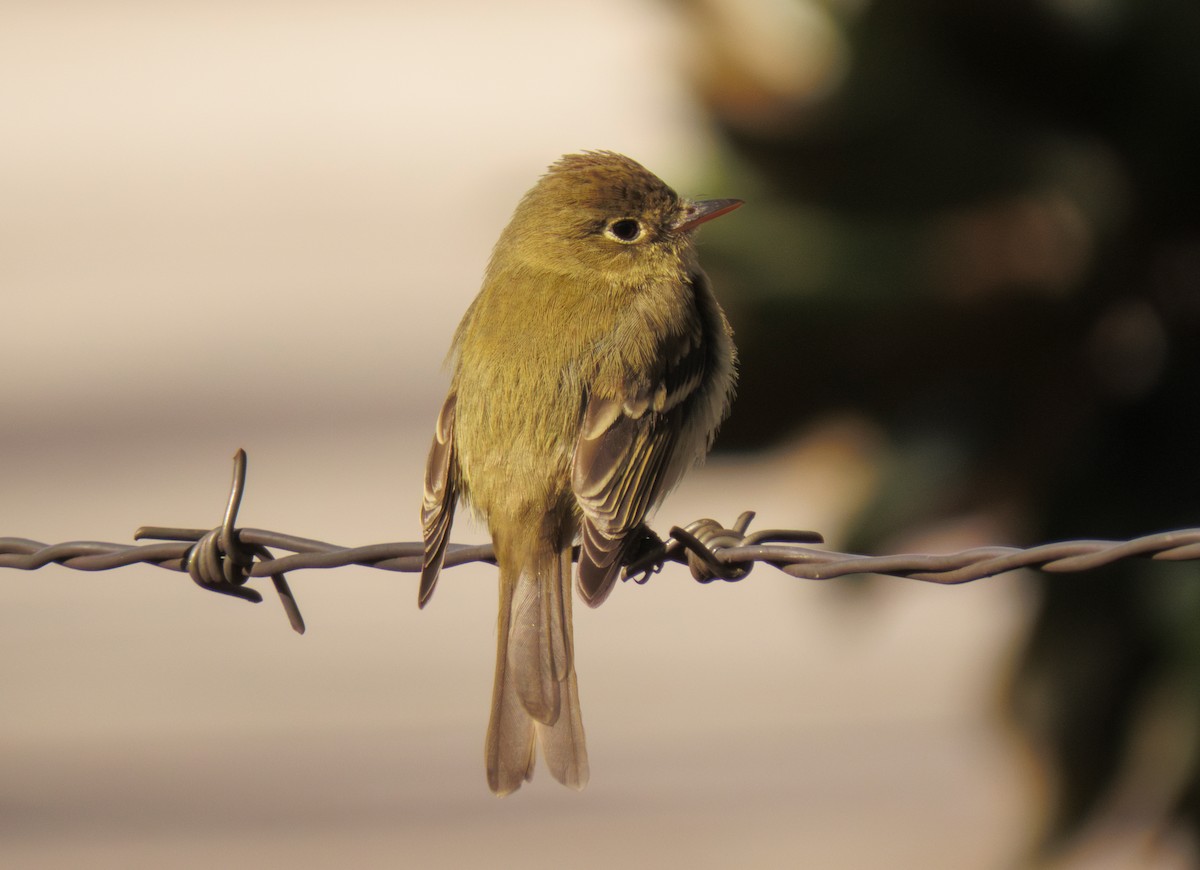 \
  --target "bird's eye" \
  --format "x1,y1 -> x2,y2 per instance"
604,218 -> 644,244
